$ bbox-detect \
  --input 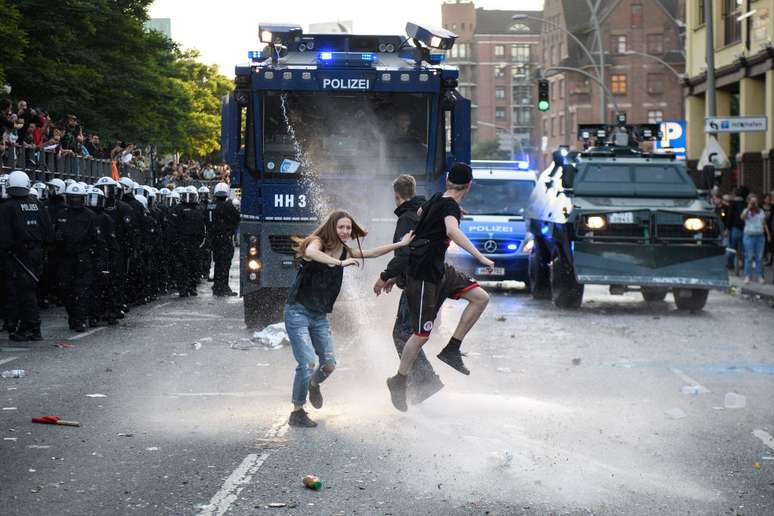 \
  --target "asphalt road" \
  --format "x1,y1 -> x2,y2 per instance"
1,262 -> 773,515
